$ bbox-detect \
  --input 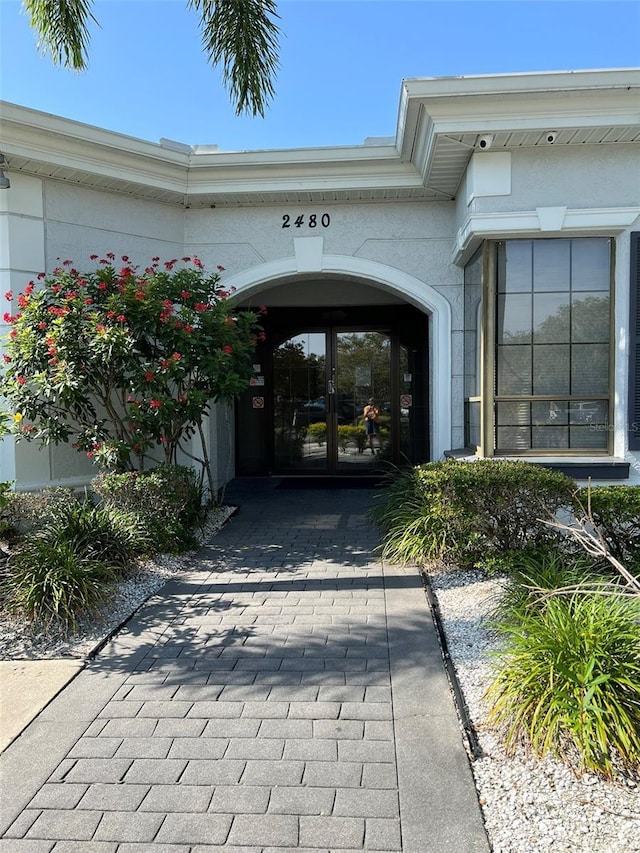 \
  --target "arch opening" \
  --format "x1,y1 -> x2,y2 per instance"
223,257 -> 452,476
